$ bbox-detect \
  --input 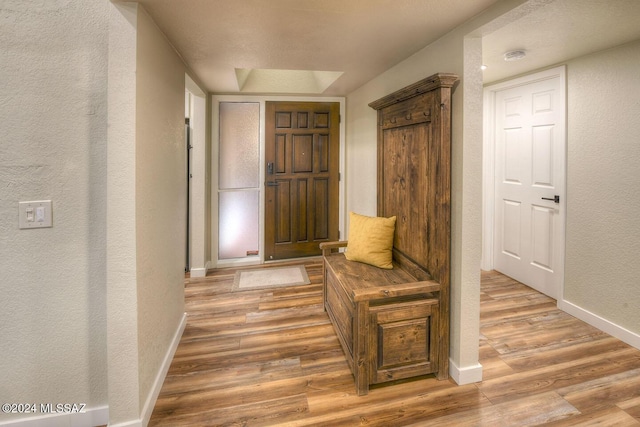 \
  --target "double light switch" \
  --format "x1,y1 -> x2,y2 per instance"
19,200 -> 52,229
